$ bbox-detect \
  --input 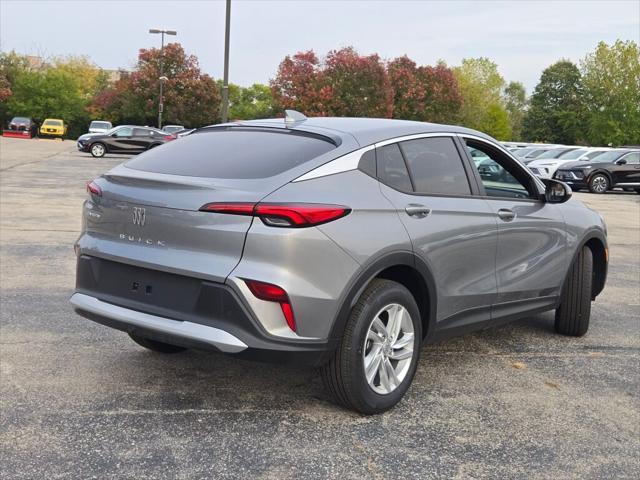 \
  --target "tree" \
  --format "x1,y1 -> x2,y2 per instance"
270,50 -> 331,115
97,43 -> 219,127
387,57 -> 462,123
227,83 -> 274,120
580,40 -> 640,146
504,81 -> 527,141
523,60 -> 584,144
271,47 -> 392,118
322,47 -> 392,118
453,58 -> 511,139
